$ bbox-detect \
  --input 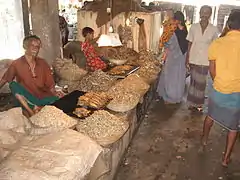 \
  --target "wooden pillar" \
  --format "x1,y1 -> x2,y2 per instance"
29,0 -> 61,64
21,0 -> 30,36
